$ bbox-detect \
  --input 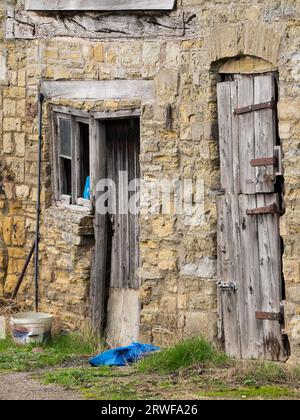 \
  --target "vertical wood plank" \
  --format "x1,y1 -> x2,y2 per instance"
90,120 -> 107,332
230,81 -> 240,195
256,193 -> 286,360
237,76 -> 256,194
71,116 -> 78,205
239,194 -> 265,359
132,120 -> 141,289
254,75 -> 276,193
217,83 -> 234,194
57,117 -> 63,199
50,111 -> 60,200
217,196 -> 242,358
